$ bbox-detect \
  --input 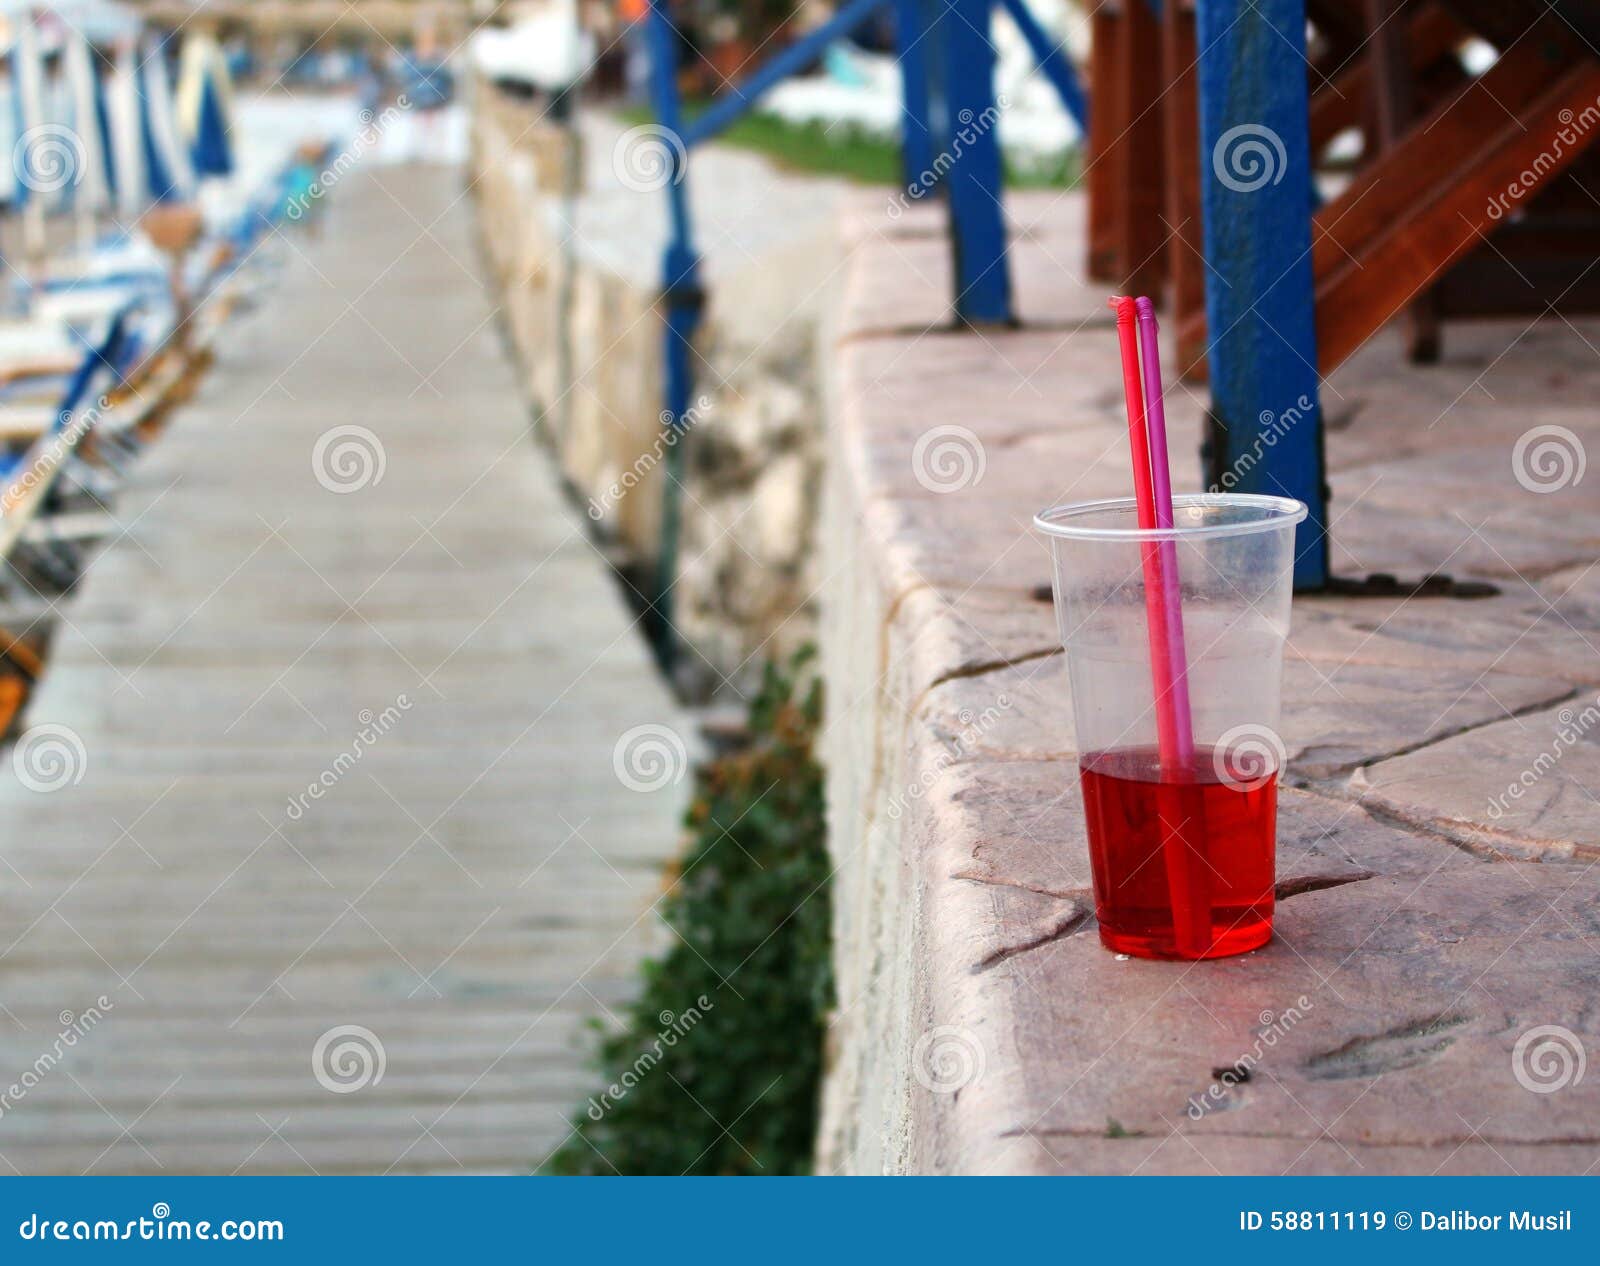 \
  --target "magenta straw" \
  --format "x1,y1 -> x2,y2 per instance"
1134,297 -> 1195,768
